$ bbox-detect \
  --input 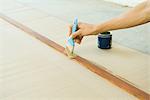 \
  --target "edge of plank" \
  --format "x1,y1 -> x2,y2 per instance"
0,13 -> 149,100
